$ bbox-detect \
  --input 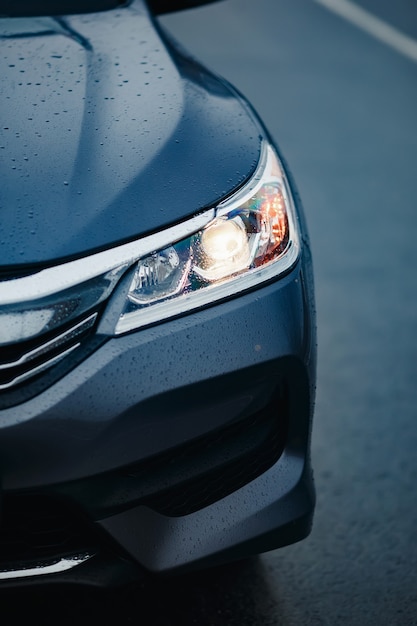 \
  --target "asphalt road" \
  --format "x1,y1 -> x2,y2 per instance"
3,0 -> 417,624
